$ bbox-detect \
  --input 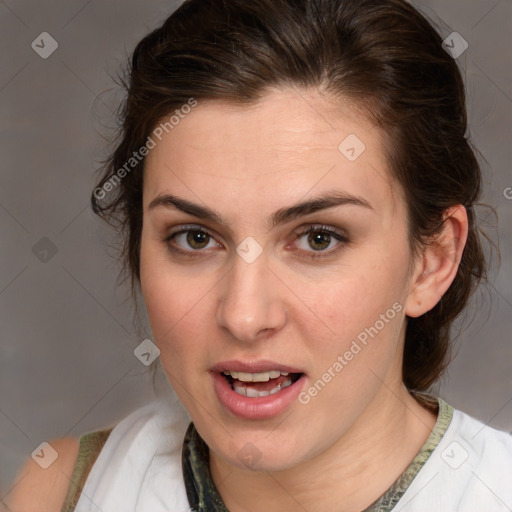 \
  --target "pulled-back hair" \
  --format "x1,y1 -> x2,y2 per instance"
92,0 -> 487,393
